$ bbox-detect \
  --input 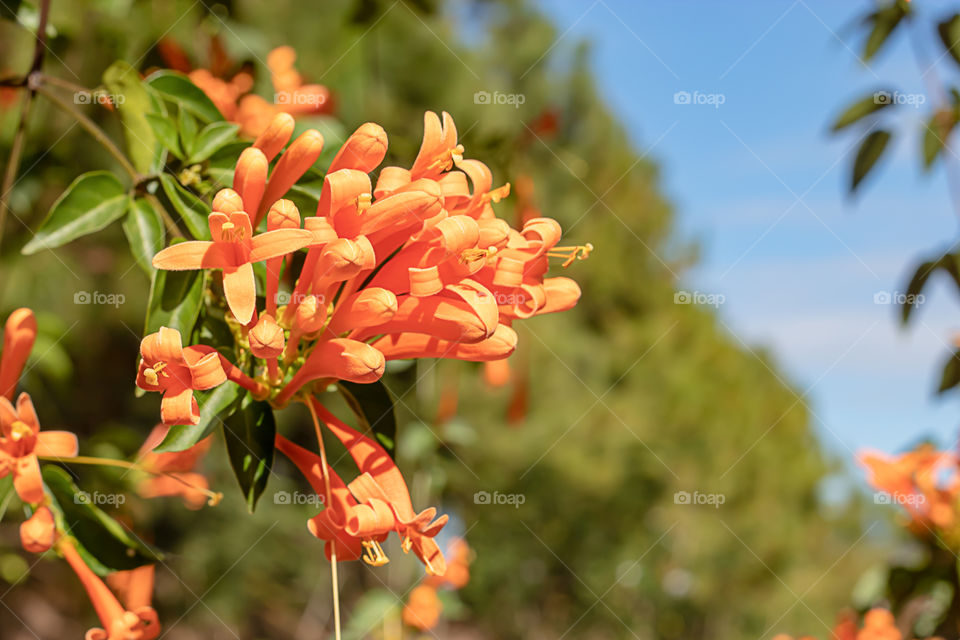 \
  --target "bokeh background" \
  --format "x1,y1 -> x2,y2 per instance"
2,0 -> 955,638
